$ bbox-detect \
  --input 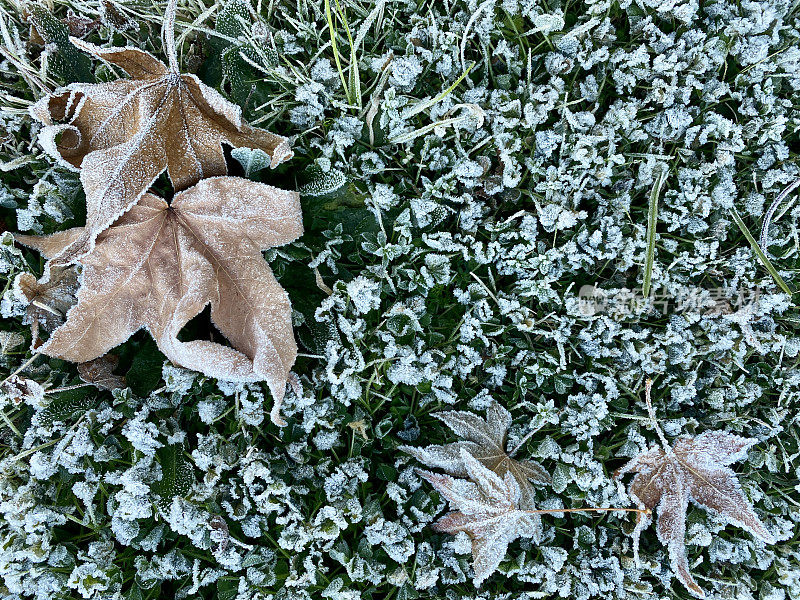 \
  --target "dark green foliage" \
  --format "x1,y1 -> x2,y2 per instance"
151,444 -> 194,508
200,0 -> 277,115
38,387 -> 96,426
28,6 -> 94,83
125,339 -> 165,397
